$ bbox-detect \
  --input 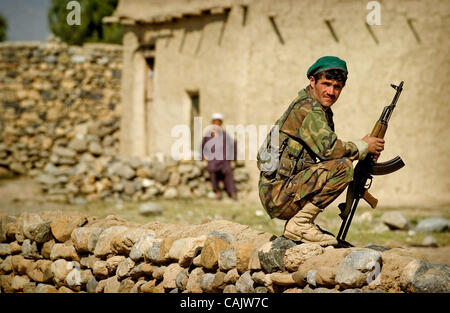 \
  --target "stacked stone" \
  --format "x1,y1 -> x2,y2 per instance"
0,40 -> 122,179
36,155 -> 250,203
0,40 -> 251,203
1,212 -> 448,293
